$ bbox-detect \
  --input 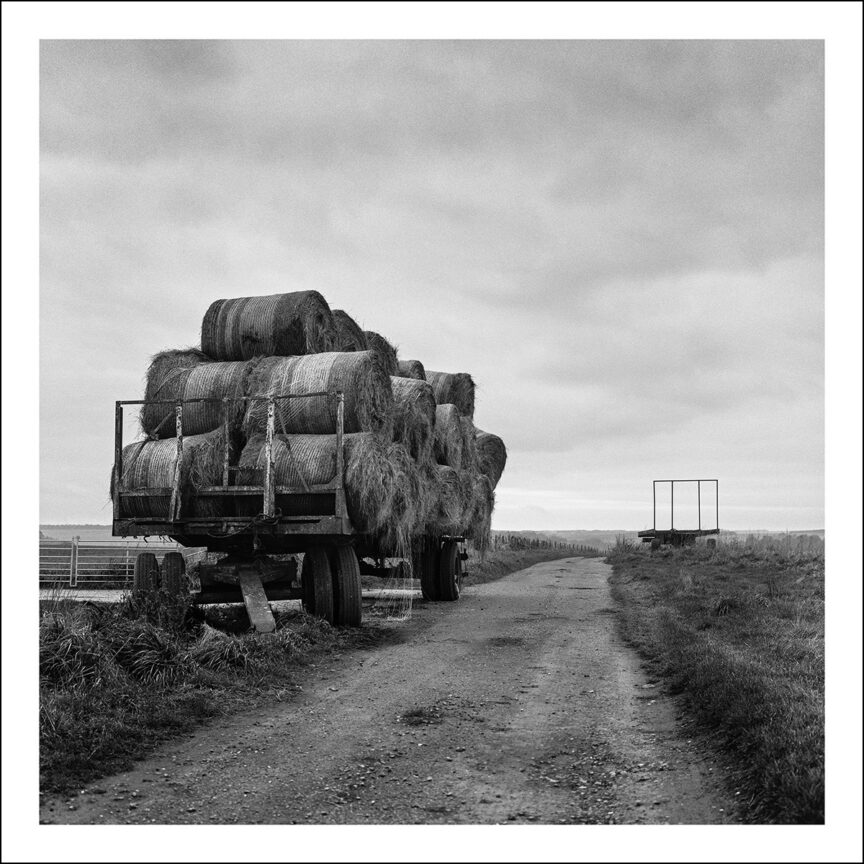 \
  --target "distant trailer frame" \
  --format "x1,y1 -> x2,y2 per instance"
637,479 -> 719,547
